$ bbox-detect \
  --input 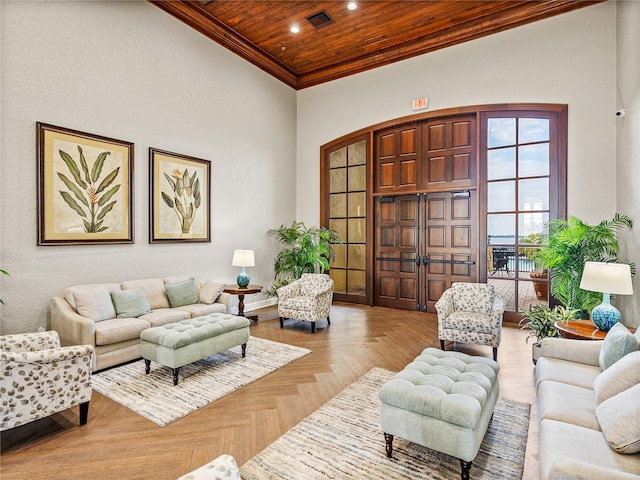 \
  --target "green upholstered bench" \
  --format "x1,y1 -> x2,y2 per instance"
379,347 -> 500,480
140,313 -> 250,385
